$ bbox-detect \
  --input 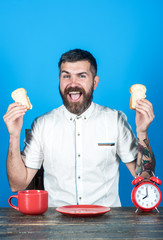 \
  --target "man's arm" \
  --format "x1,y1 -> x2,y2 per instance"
3,103 -> 37,192
126,99 -> 155,178
126,135 -> 155,178
135,135 -> 155,178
